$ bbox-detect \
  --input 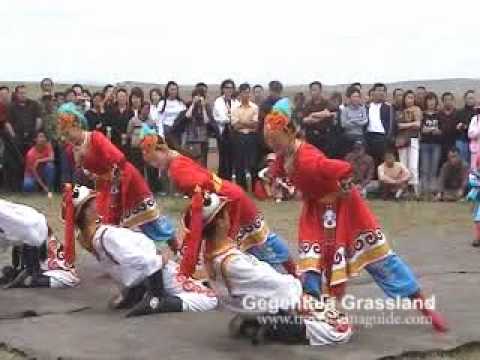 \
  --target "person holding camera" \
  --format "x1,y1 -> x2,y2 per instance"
171,88 -> 212,167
